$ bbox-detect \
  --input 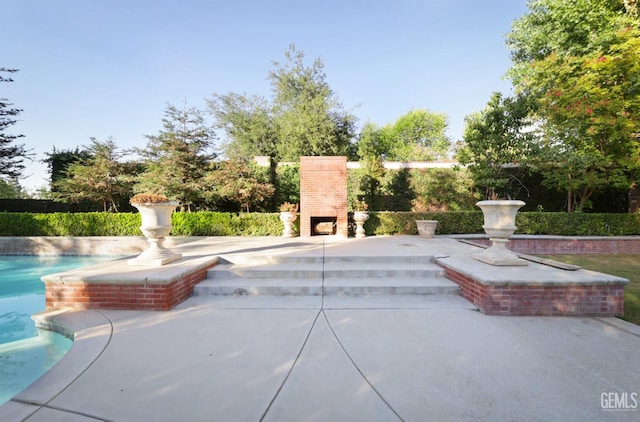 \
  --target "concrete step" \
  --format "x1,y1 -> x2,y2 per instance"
323,277 -> 458,296
219,255 -> 436,266
193,276 -> 459,297
323,263 -> 445,279
208,262 -> 445,280
194,254 -> 460,298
